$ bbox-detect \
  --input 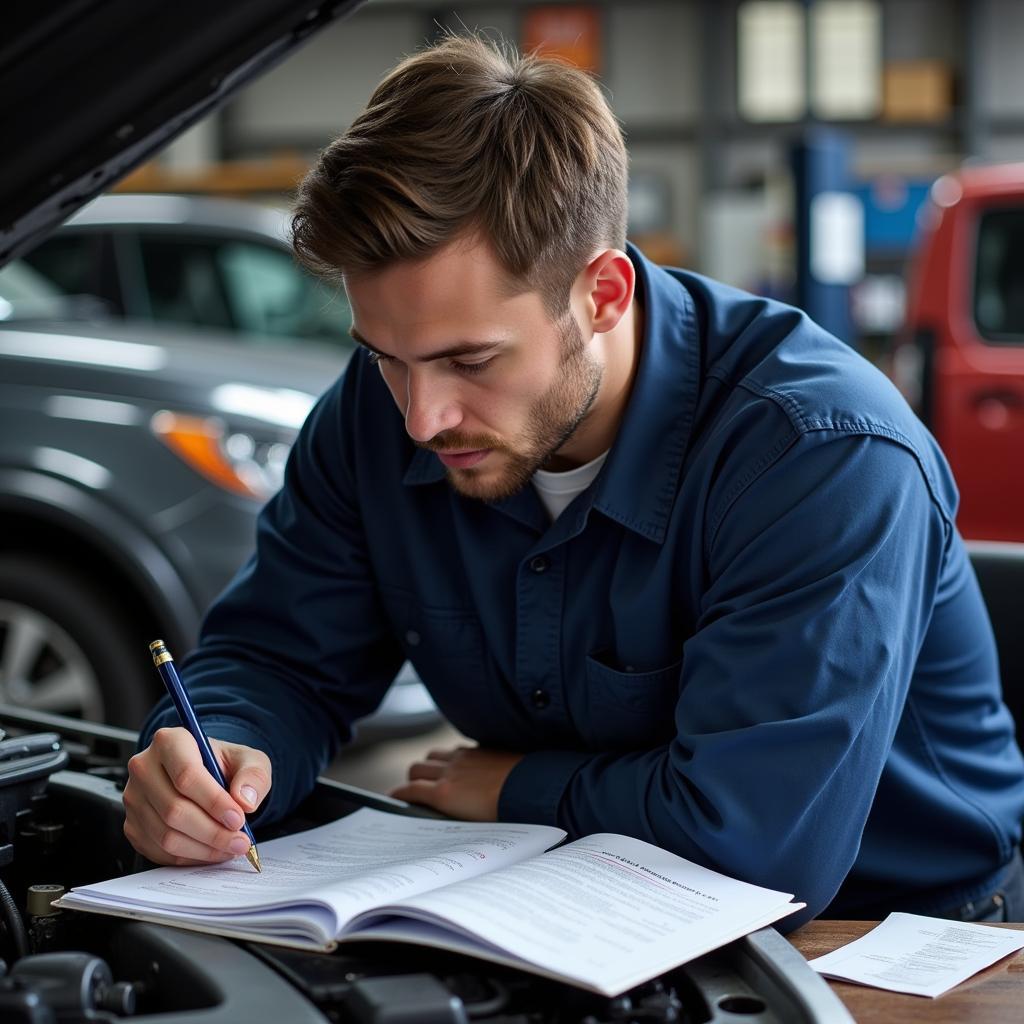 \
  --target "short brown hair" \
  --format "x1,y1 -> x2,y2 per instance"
291,33 -> 628,315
